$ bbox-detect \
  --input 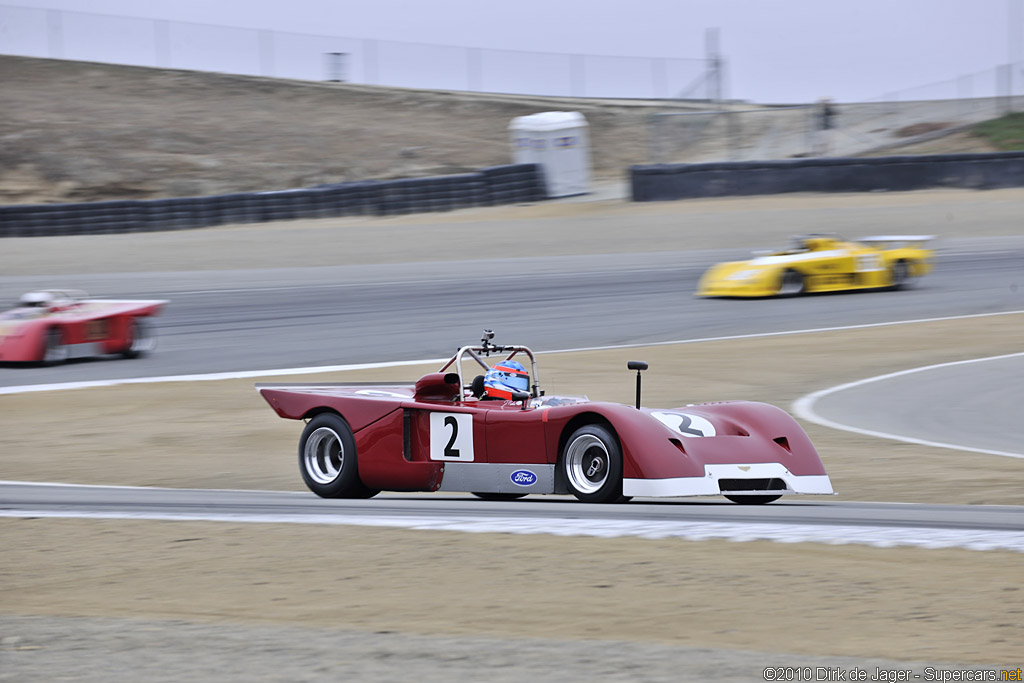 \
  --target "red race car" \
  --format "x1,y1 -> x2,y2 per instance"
258,331 -> 833,504
0,289 -> 167,364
